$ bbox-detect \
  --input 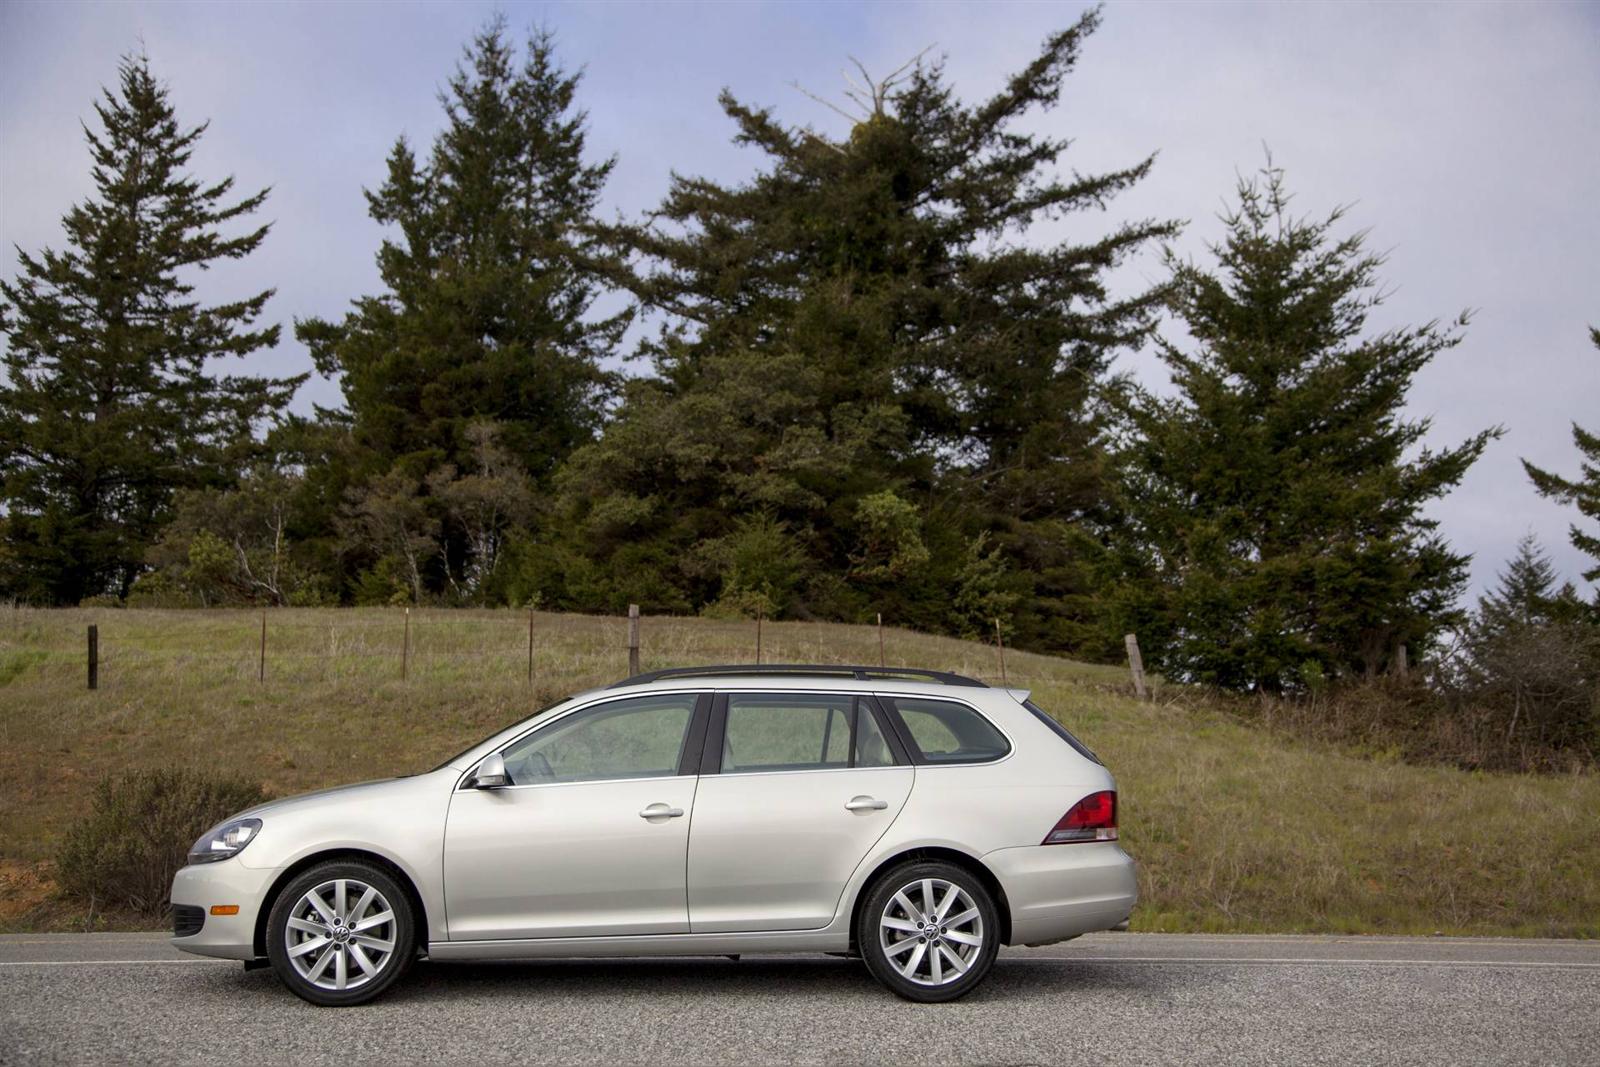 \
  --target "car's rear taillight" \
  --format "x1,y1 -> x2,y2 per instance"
1043,790 -> 1117,844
